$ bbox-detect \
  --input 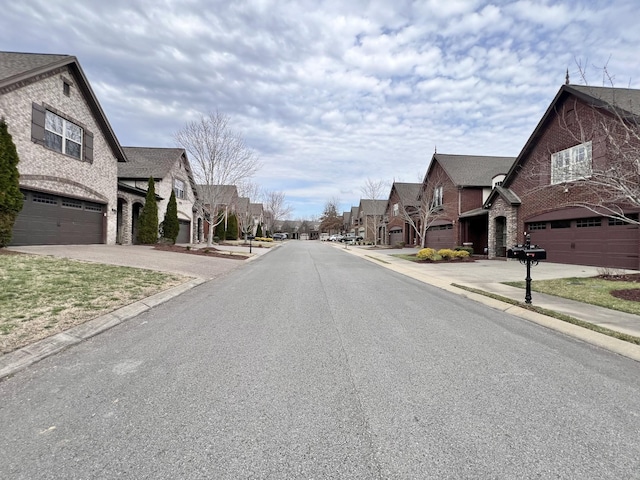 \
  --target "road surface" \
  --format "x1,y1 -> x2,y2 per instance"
1,241 -> 639,478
